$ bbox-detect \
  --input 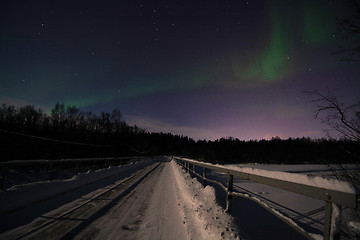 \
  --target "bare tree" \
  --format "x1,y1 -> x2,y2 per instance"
110,109 -> 122,134
304,90 -> 360,141
51,102 -> 66,130
333,0 -> 360,61
305,90 -> 360,239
